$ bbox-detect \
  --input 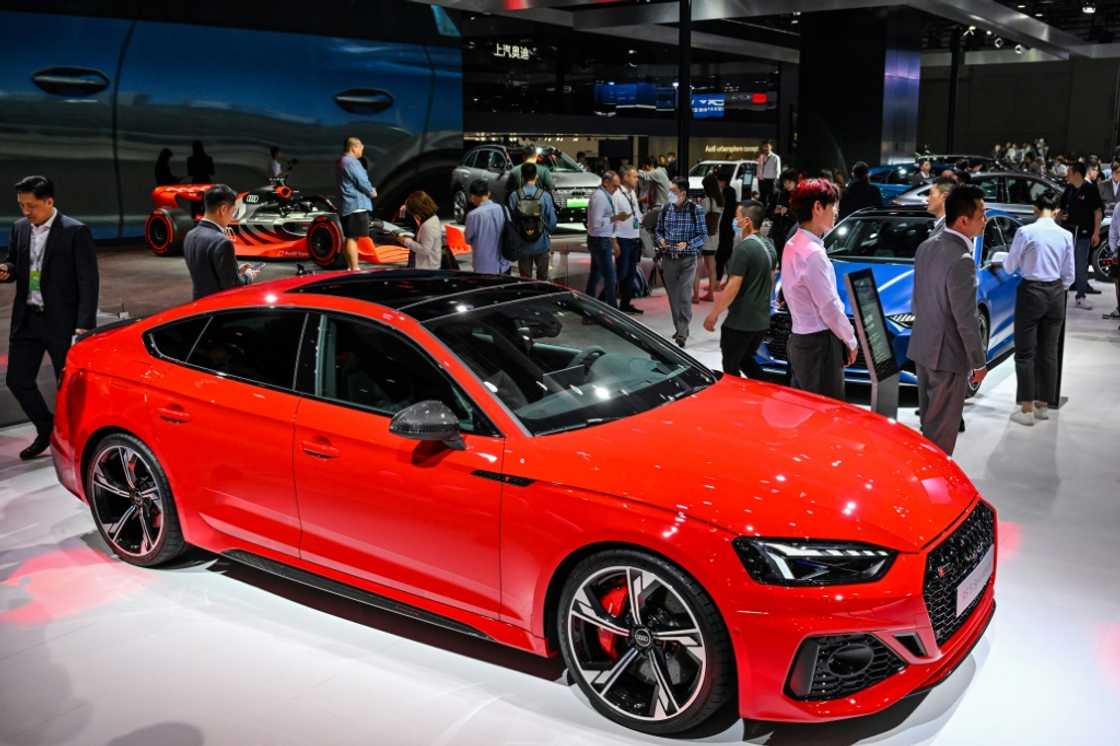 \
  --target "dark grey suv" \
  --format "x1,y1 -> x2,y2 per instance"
450,145 -> 601,223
